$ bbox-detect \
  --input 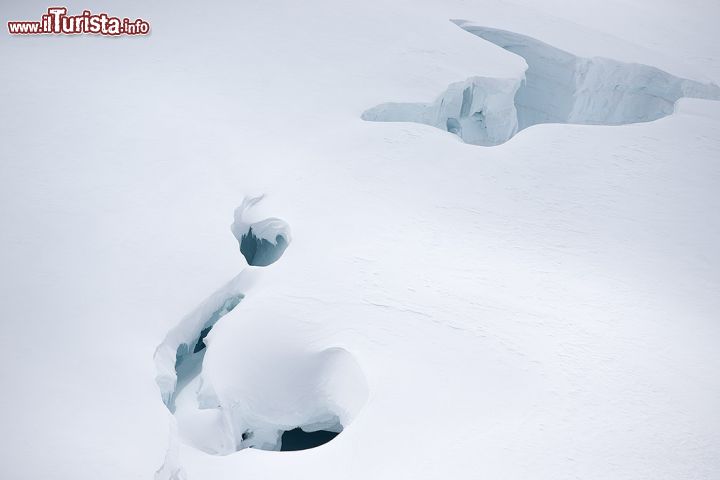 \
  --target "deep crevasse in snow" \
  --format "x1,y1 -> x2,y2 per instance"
154,197 -> 368,478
